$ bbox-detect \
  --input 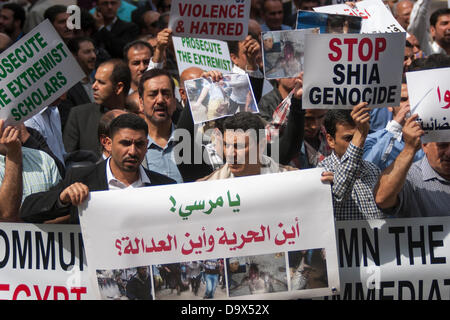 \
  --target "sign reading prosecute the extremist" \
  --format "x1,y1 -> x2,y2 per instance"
302,32 -> 405,109
172,36 -> 232,74
169,0 -> 251,41
0,19 -> 84,126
